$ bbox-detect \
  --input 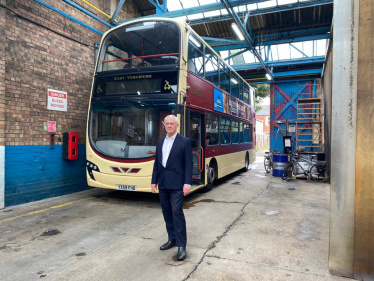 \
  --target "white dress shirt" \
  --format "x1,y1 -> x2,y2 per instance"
162,132 -> 191,187
162,132 -> 177,168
